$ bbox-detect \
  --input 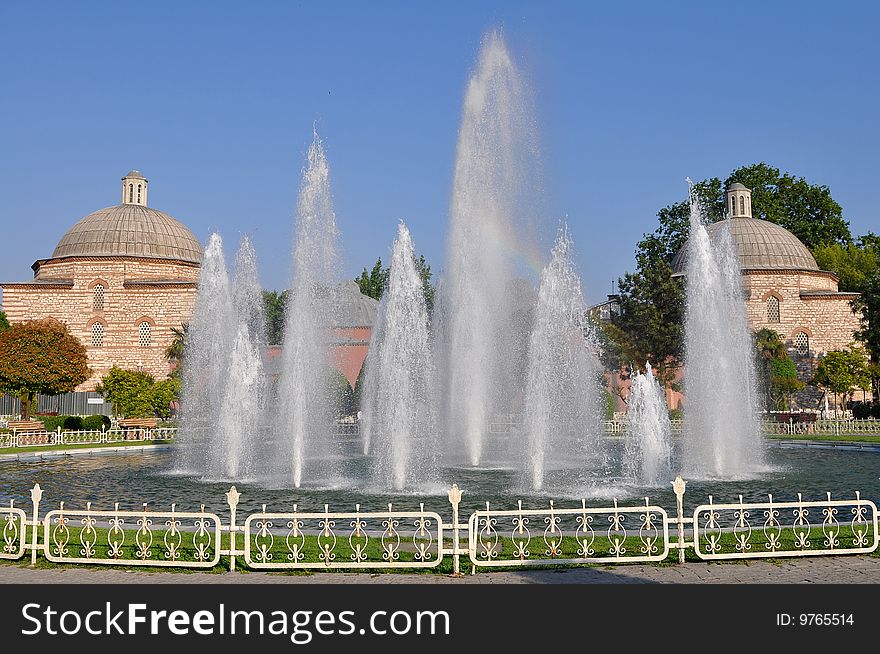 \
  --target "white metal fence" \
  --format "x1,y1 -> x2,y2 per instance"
2,477 -> 877,574
0,427 -> 177,449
